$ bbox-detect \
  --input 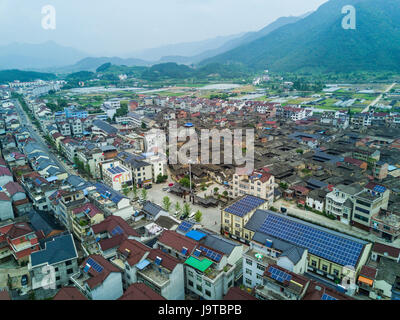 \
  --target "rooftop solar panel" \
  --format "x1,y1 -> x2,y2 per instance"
225,196 -> 266,217
86,257 -> 104,273
322,293 -> 337,300
259,214 -> 364,267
